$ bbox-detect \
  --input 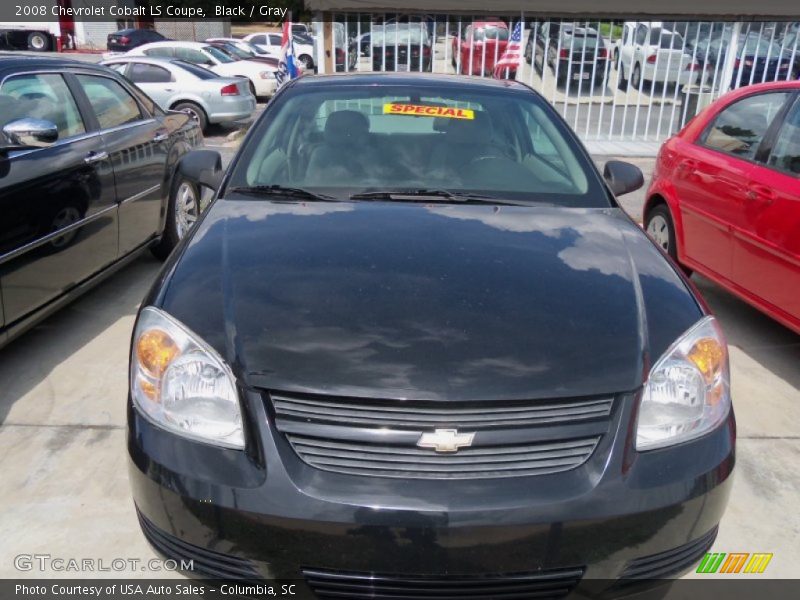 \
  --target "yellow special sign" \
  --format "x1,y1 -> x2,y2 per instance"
383,103 -> 475,120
